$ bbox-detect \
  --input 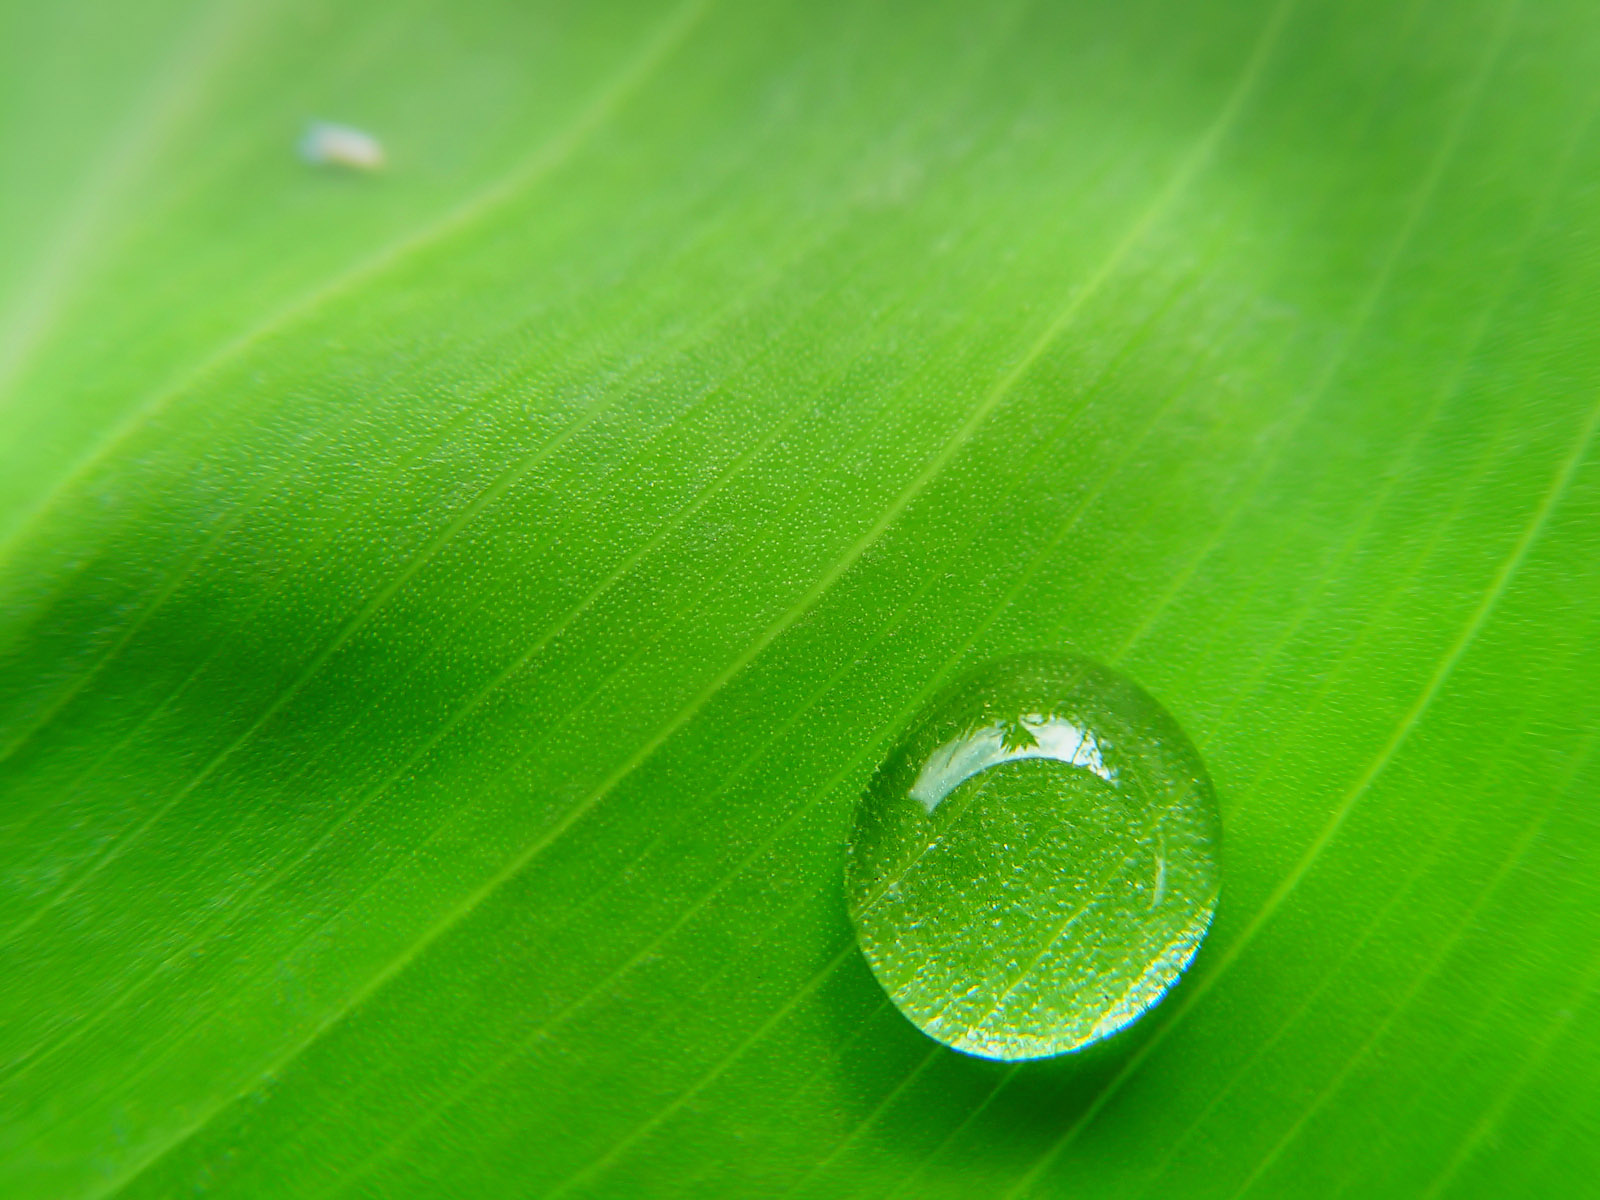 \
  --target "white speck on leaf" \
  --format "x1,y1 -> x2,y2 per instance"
298,120 -> 385,170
